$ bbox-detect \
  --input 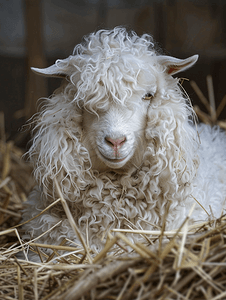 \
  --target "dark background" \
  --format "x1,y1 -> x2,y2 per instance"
0,0 -> 226,145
